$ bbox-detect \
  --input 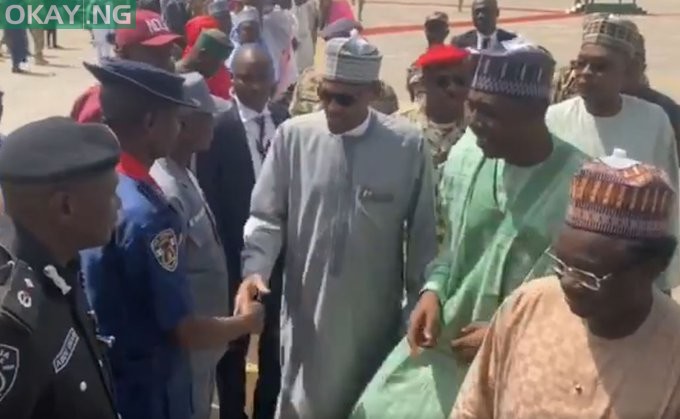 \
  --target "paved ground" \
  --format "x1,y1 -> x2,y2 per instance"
2,0 -> 680,132
1,0 -> 679,417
